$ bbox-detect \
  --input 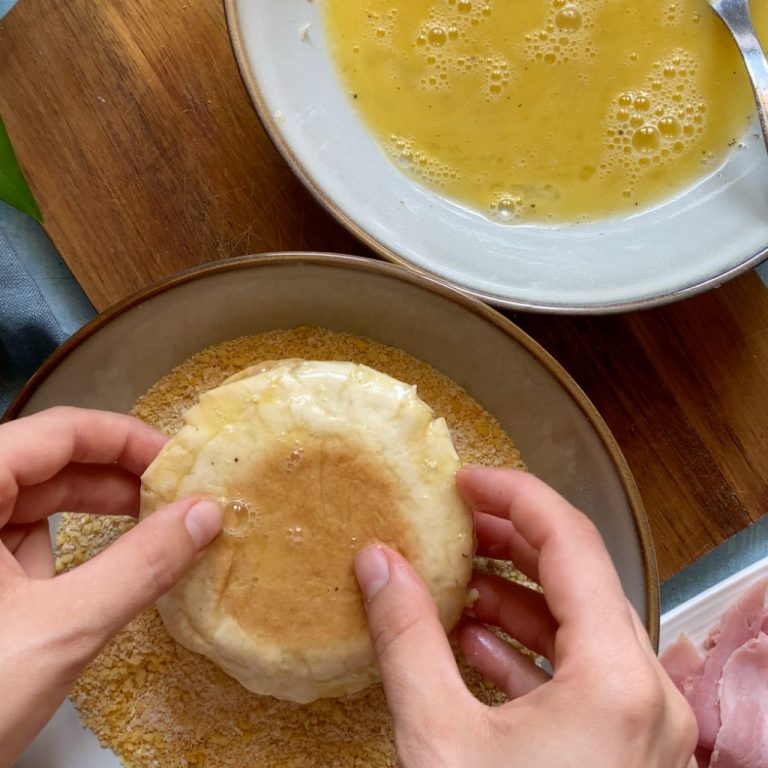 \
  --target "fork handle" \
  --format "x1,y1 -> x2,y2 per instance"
715,0 -> 768,155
